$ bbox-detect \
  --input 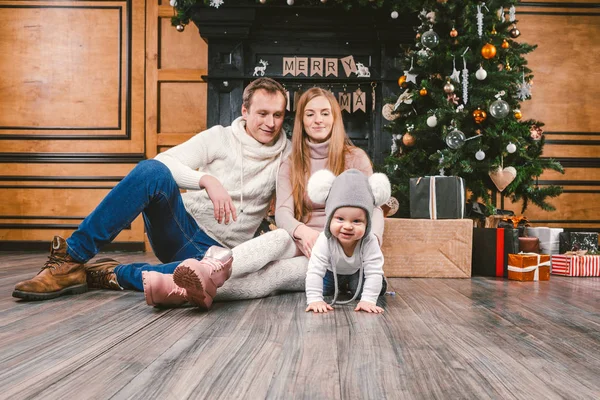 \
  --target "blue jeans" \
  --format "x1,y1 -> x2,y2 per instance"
322,270 -> 386,298
66,159 -> 220,291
